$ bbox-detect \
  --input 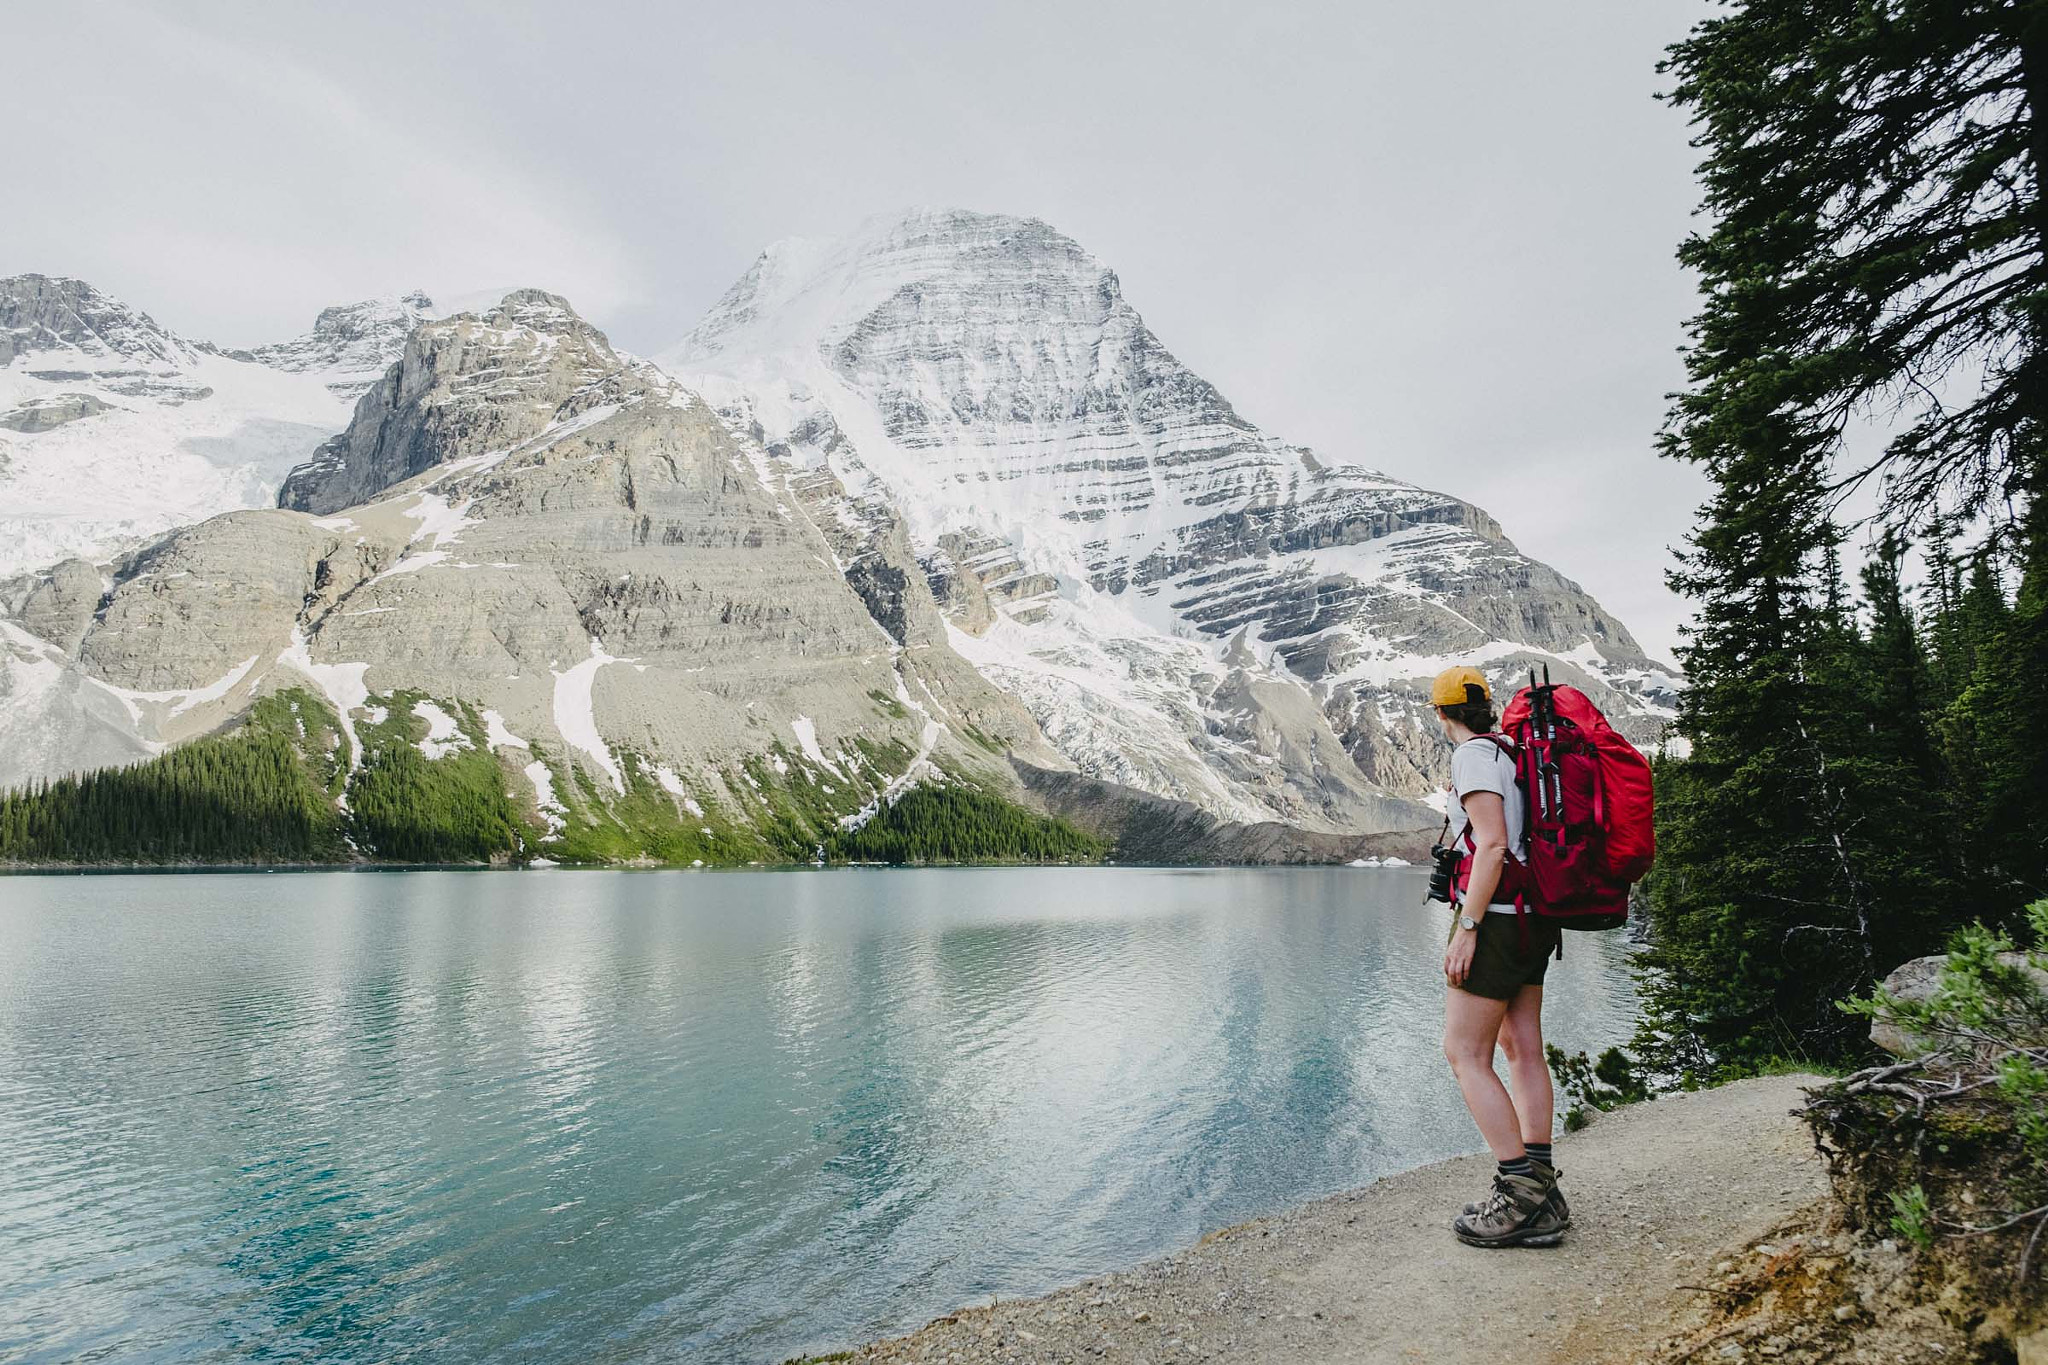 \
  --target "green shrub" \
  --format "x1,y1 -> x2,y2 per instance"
1888,1183 -> 1935,1249
1546,1045 -> 1652,1131
1809,900 -> 2048,1287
